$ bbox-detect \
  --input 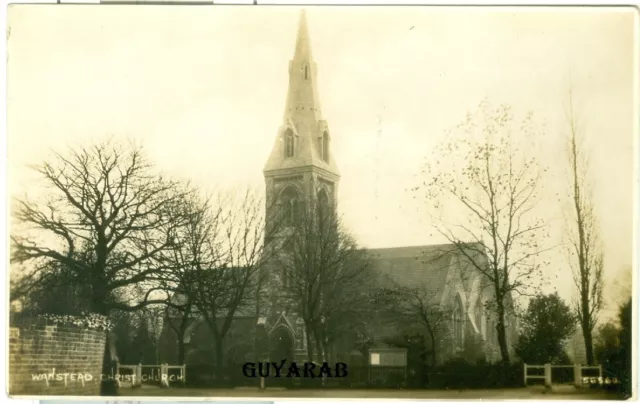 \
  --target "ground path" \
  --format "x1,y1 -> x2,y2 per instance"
120,385 -> 625,400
